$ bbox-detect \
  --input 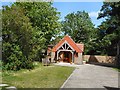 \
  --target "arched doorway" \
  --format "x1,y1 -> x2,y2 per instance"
58,51 -> 73,63
55,41 -> 75,63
